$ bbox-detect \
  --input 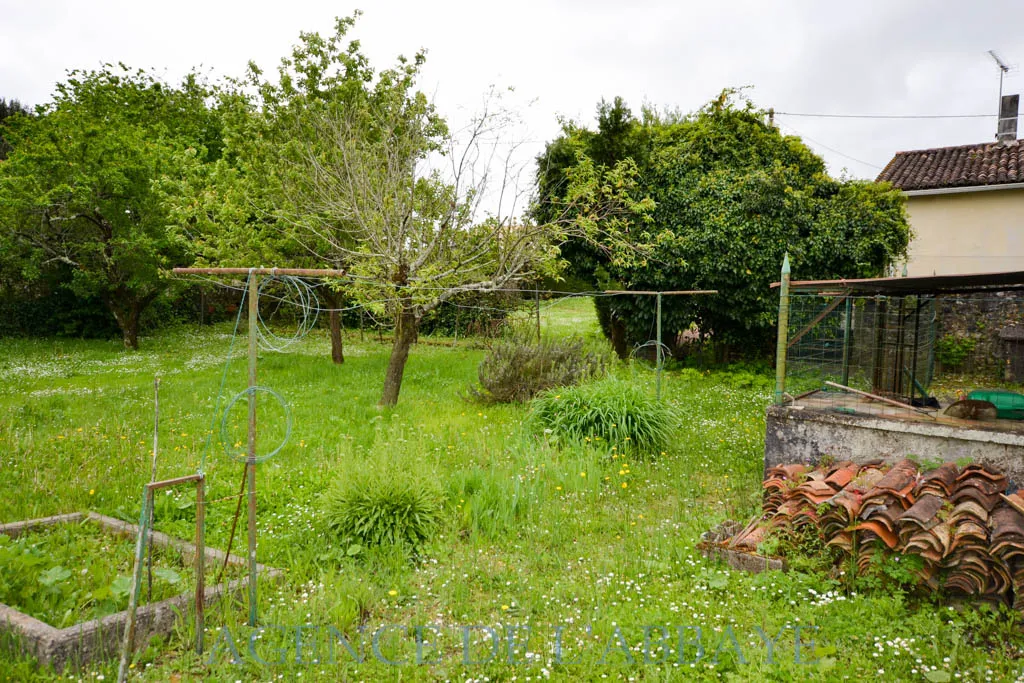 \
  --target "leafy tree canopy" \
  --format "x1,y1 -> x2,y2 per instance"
533,91 -> 910,356
0,65 -> 222,348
